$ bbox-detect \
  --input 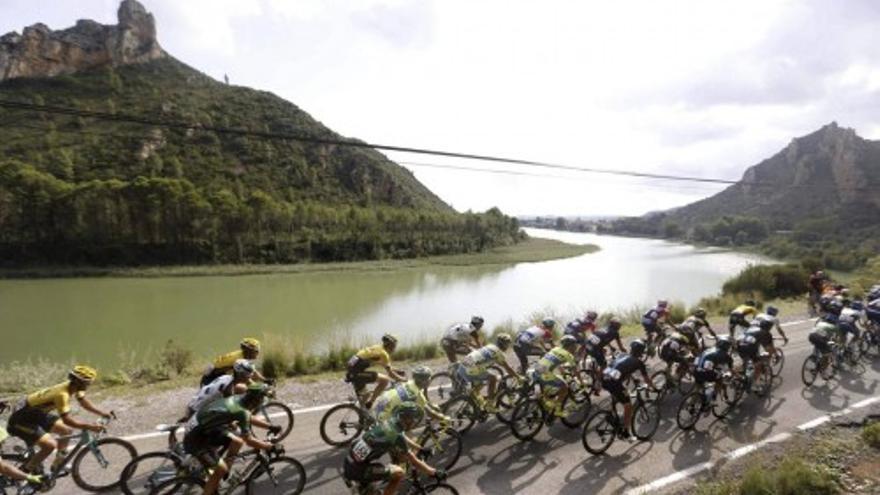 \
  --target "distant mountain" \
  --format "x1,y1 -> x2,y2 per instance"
0,1 -> 520,266
667,122 -> 880,227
